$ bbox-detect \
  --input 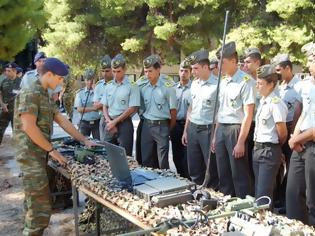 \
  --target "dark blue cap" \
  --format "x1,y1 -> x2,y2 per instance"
43,58 -> 69,77
34,52 -> 47,63
5,62 -> 18,69
16,67 -> 23,73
